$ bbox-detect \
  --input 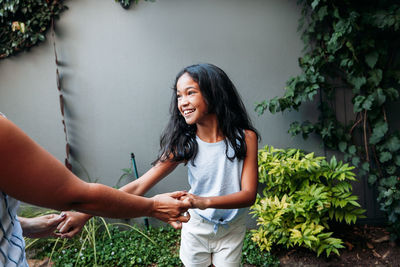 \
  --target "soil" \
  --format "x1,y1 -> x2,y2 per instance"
273,224 -> 400,267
